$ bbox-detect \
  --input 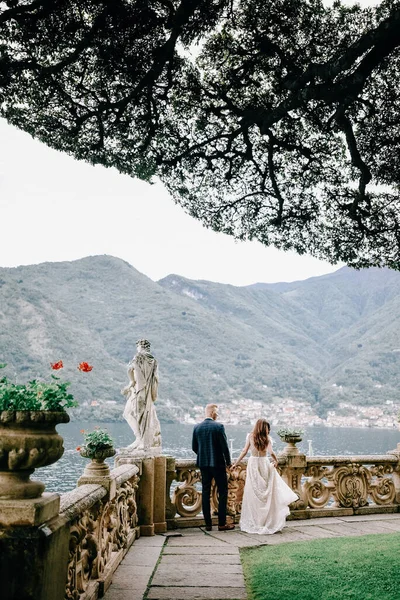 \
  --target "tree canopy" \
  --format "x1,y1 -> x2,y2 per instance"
1,0 -> 400,267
